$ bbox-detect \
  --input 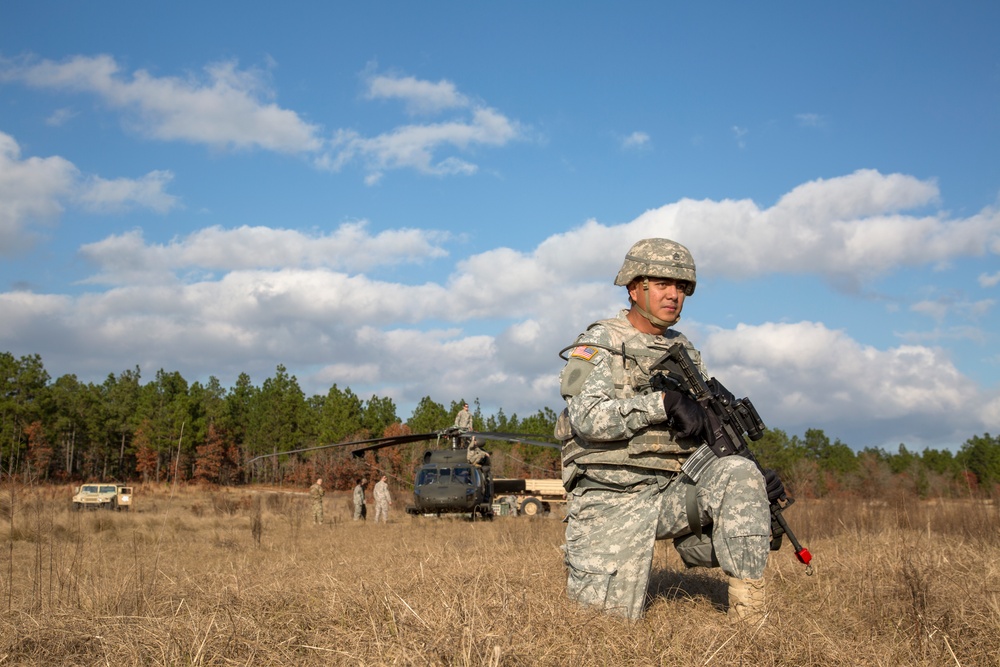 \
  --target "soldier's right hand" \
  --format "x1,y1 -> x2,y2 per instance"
662,390 -> 710,442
